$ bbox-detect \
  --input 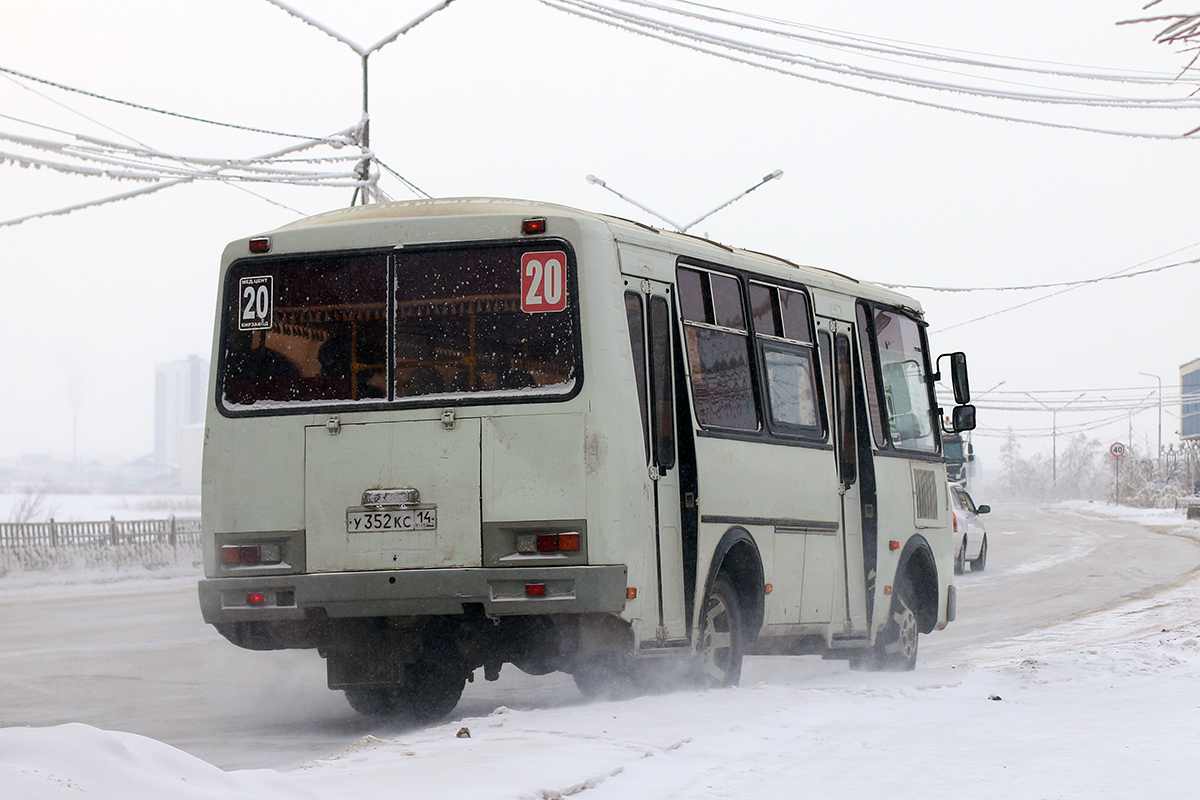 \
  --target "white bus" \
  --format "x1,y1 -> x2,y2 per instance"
198,197 -> 975,719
